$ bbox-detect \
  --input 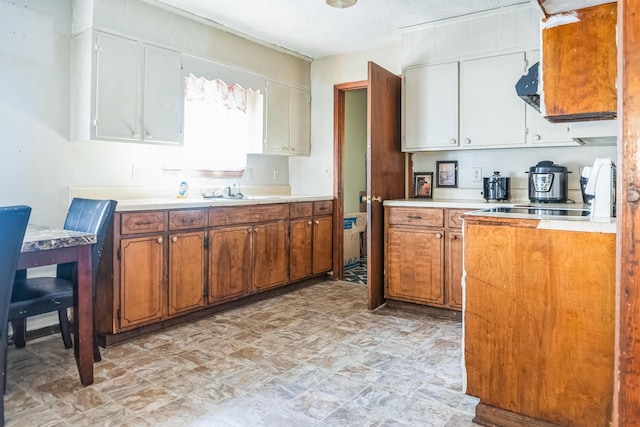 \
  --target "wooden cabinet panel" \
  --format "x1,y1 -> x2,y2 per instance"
386,227 -> 444,305
253,221 -> 288,292
290,202 -> 313,219
541,3 -> 616,122
464,219 -> 615,426
121,211 -> 166,234
209,204 -> 289,226
289,219 -> 313,281
168,231 -> 205,316
313,200 -> 333,216
169,209 -> 206,230
447,209 -> 468,229
446,231 -> 463,310
209,226 -> 252,303
313,216 -> 333,274
387,207 -> 444,227
119,235 -> 164,329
